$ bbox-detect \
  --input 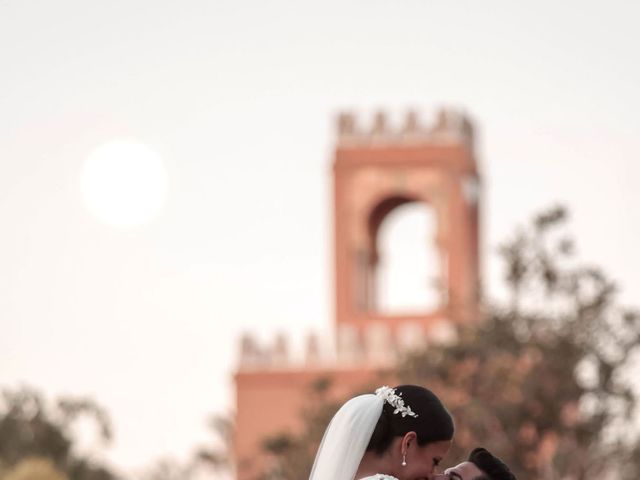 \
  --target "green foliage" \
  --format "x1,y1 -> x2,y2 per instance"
0,387 -> 117,480
259,206 -> 640,480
